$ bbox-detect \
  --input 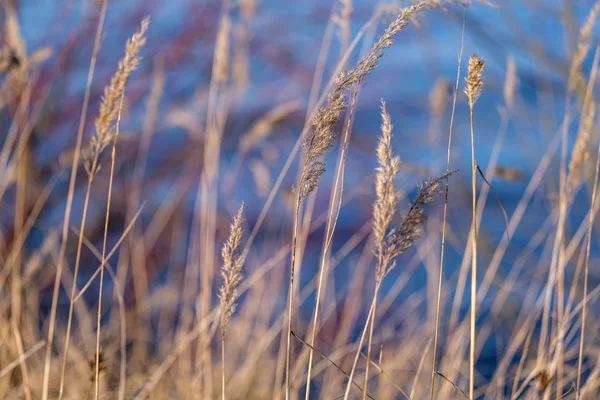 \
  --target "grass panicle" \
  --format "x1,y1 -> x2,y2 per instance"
83,17 -> 150,177
465,54 -> 485,107
373,99 -> 401,266
383,171 -> 455,276
219,203 -> 246,335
